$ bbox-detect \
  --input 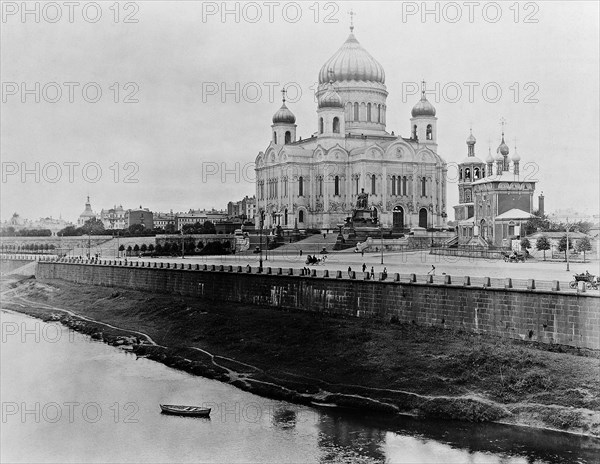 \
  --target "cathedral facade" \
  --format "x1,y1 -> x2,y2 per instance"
255,28 -> 448,231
